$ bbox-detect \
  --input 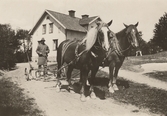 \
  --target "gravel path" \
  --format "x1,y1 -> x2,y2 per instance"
4,62 -> 164,116
101,63 -> 167,91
